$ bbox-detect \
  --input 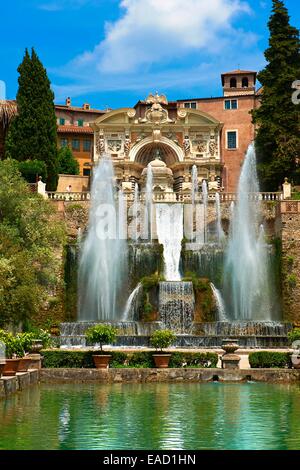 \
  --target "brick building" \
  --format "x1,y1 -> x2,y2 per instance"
0,70 -> 260,191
